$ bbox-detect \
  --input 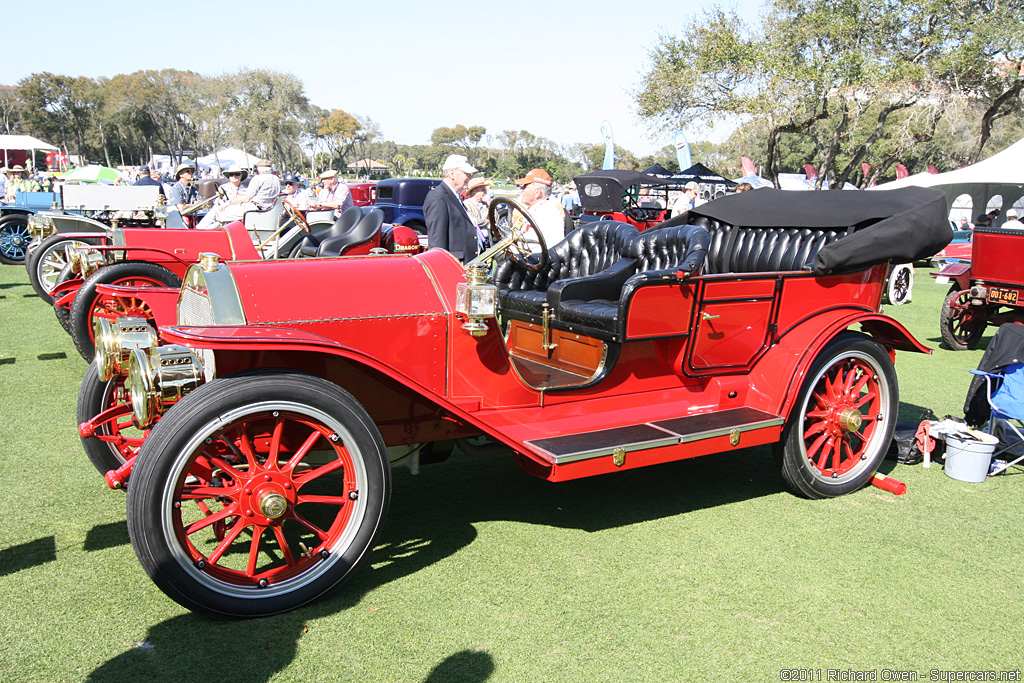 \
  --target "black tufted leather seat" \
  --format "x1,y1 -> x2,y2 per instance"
317,209 -> 383,257
300,206 -> 363,257
496,221 -> 641,316
553,224 -> 710,339
688,216 -> 849,274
